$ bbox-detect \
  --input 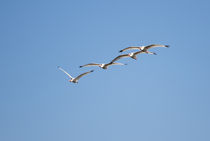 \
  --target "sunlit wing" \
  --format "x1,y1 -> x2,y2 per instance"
58,66 -> 73,79
105,62 -> 127,67
119,47 -> 141,52
110,62 -> 127,66
111,54 -> 130,63
74,70 -> 94,81
144,44 -> 170,50
80,63 -> 101,68
134,50 -> 145,55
